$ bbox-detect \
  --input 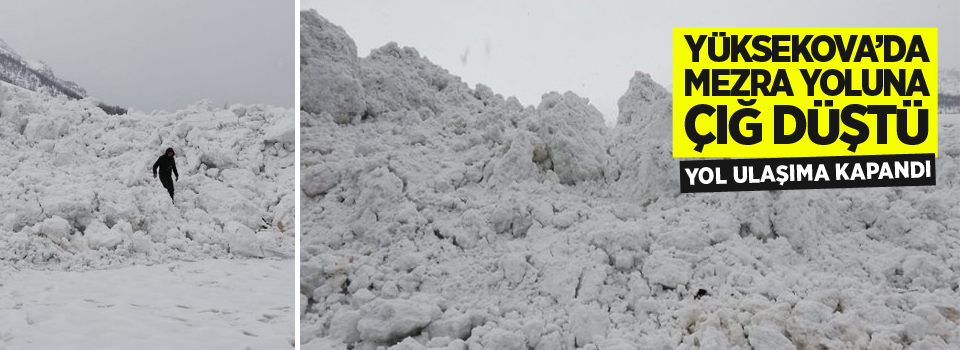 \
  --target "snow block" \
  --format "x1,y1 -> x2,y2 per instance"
35,216 -> 72,240
84,221 -> 123,250
329,309 -> 362,344
426,313 -> 475,340
641,252 -> 692,288
223,221 -> 263,258
356,298 -> 441,344
264,110 -> 295,146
